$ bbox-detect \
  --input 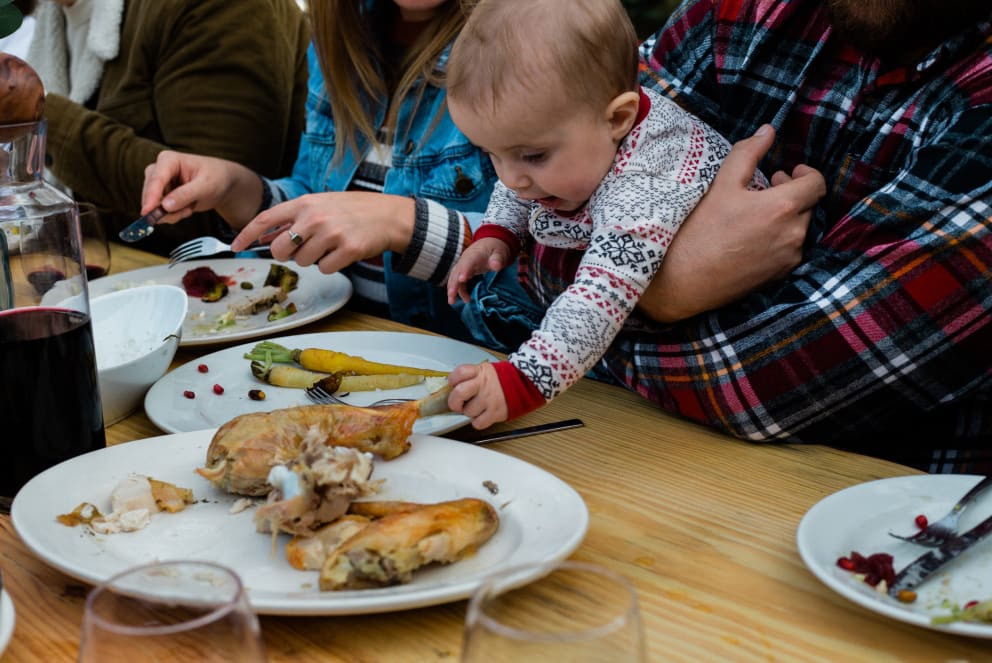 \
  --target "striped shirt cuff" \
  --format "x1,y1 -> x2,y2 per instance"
393,197 -> 468,285
258,176 -> 289,213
